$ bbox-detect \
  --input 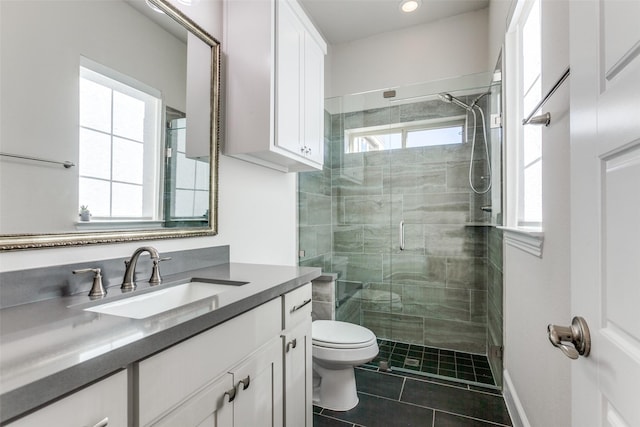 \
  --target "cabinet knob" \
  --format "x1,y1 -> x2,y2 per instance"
224,387 -> 237,402
290,298 -> 312,313
239,375 -> 251,390
87,417 -> 109,427
286,338 -> 298,352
